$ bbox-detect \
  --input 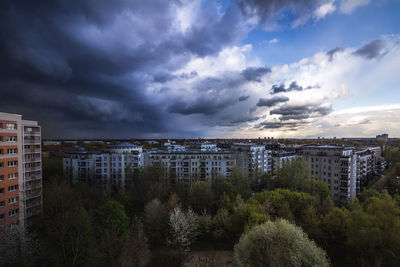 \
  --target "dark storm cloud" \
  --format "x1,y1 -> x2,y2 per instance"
0,0 -> 248,138
153,71 -> 198,83
241,66 -> 271,82
230,115 -> 264,124
270,103 -> 332,121
167,97 -> 237,116
327,47 -> 343,61
353,40 -> 385,59
239,95 -> 250,102
254,121 -> 303,130
257,96 -> 289,107
239,0 -> 329,29
270,81 -> 319,94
